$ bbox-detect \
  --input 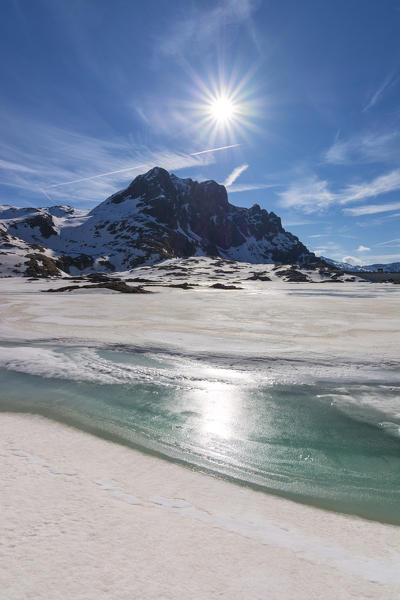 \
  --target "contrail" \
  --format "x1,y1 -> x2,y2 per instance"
190,143 -> 240,156
45,144 -> 240,189
39,187 -> 53,202
47,163 -> 148,188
